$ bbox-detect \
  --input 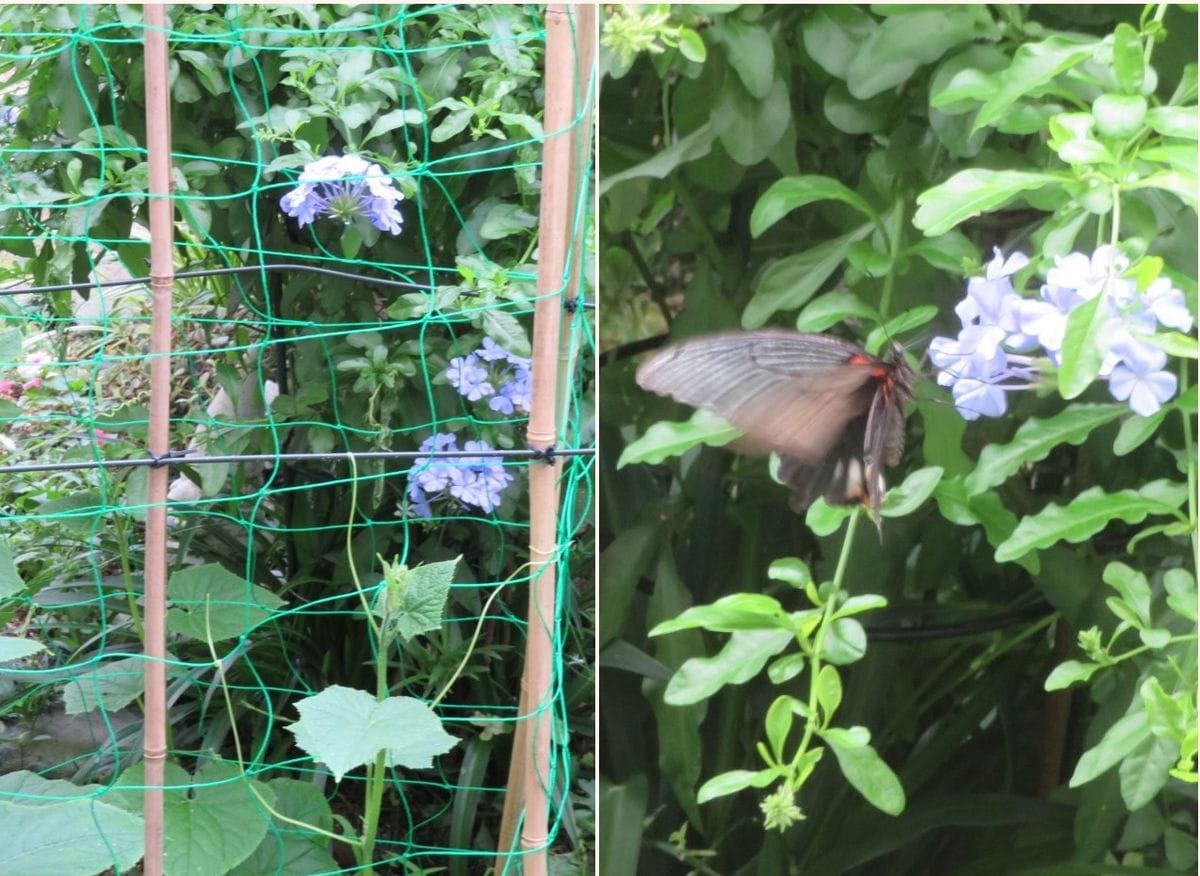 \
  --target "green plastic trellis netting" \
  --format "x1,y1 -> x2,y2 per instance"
0,5 -> 595,875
